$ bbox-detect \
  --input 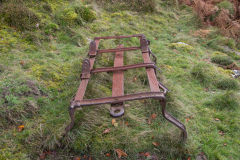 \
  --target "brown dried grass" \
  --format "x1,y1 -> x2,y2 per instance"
193,29 -> 212,37
193,0 -> 219,25
214,9 -> 232,28
189,0 -> 240,39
